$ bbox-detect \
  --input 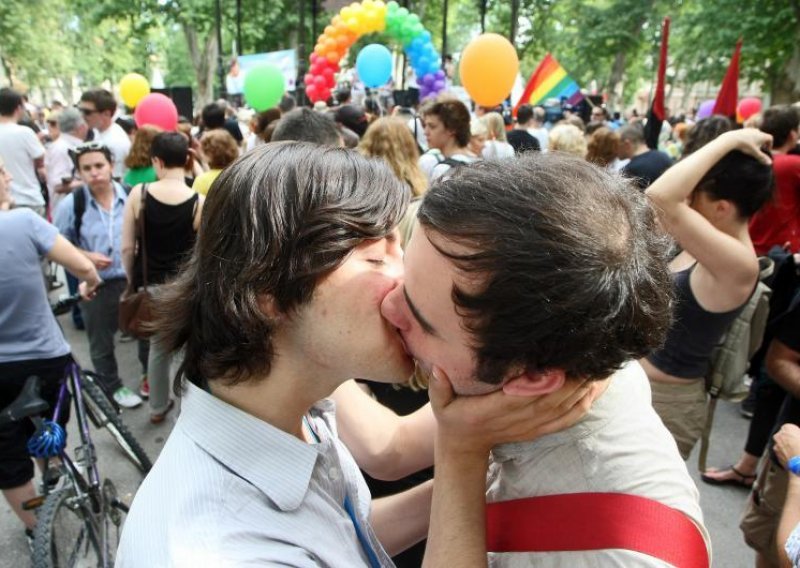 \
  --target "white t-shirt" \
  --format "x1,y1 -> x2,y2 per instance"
482,140 -> 515,160
527,126 -> 549,152
419,151 -> 478,183
45,132 -> 83,213
0,122 -> 45,207
95,122 -> 131,180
